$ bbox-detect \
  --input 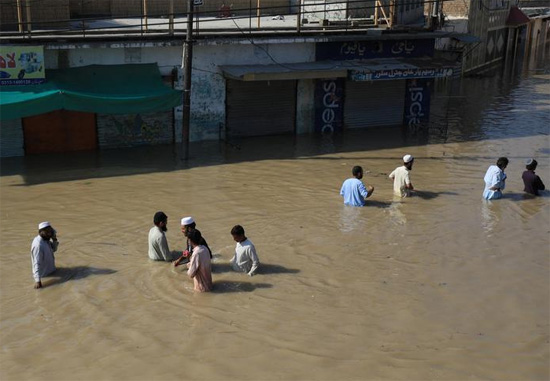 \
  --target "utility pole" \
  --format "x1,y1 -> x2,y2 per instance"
182,0 -> 195,160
